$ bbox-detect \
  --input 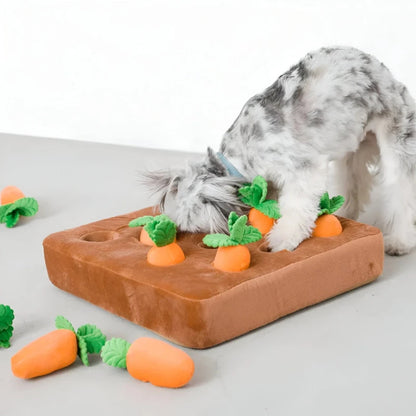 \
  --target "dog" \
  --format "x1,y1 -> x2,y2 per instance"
144,46 -> 416,255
